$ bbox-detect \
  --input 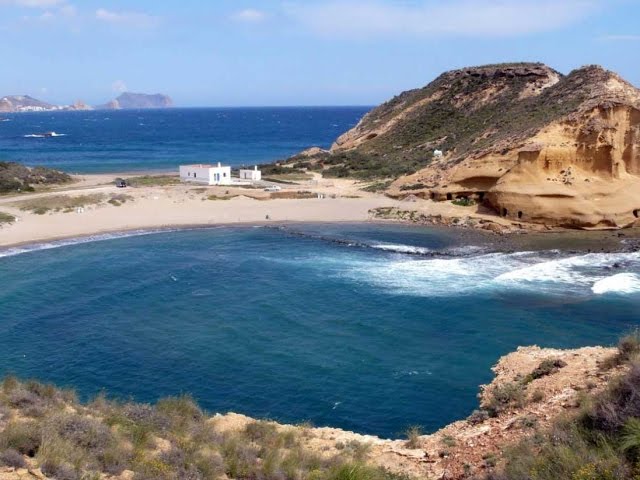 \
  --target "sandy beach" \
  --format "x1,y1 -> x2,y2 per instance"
0,172 -> 515,249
